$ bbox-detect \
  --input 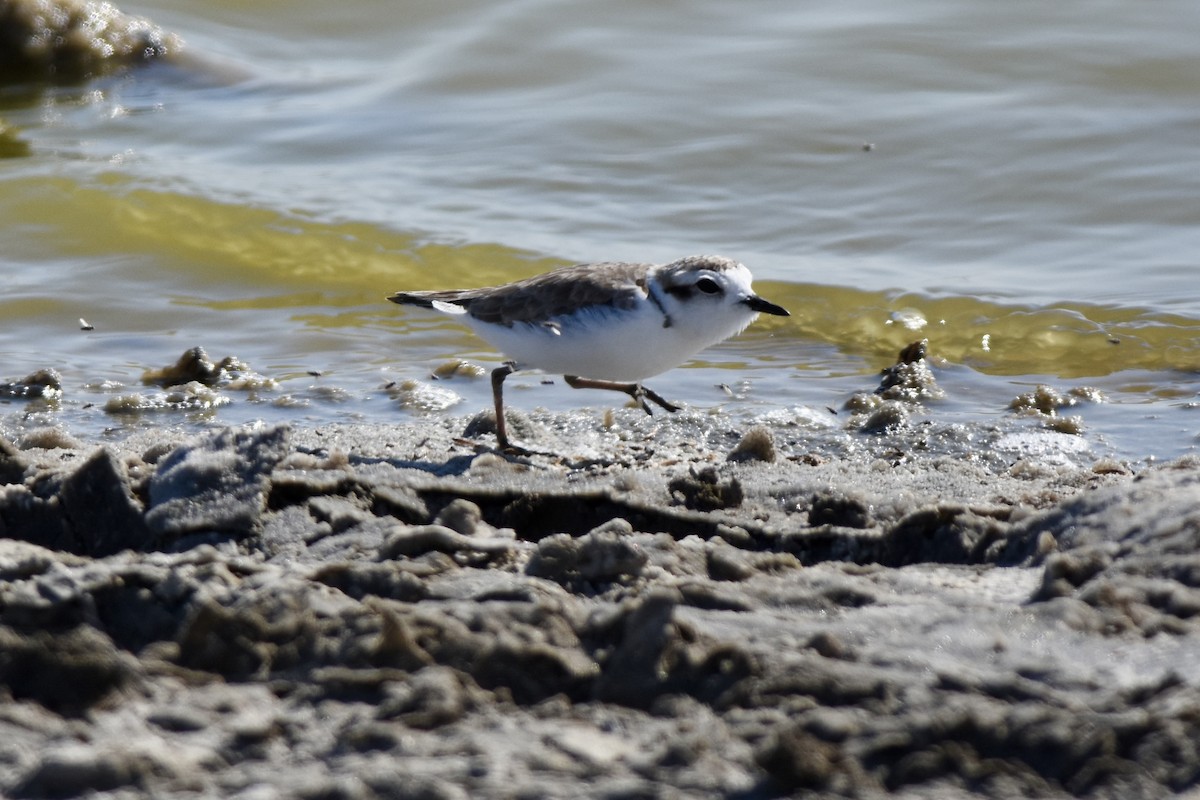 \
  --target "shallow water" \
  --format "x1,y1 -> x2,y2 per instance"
1,0 -> 1198,458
